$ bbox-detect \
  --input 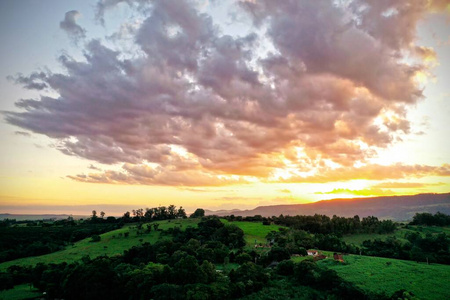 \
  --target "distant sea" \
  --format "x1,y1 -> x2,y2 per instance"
0,214 -> 89,221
